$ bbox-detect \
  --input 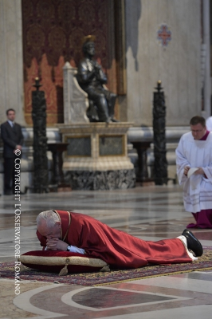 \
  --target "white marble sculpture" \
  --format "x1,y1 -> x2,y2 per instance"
63,62 -> 89,124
